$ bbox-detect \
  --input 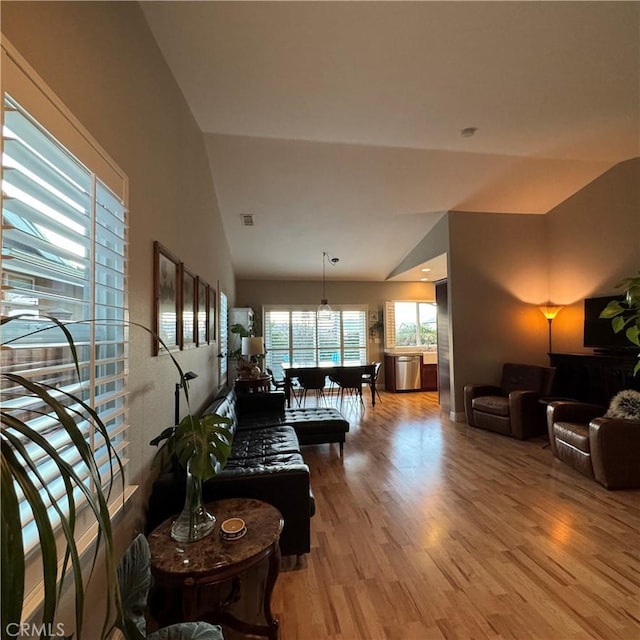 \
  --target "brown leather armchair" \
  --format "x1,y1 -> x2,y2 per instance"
546,401 -> 640,489
464,363 -> 555,439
